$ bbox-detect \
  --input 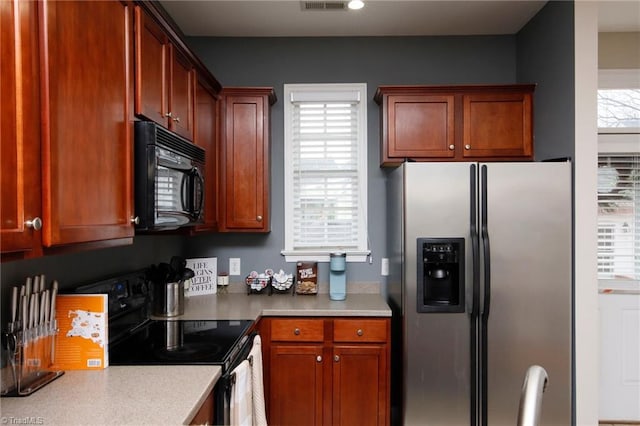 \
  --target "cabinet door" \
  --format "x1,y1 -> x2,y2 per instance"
332,345 -> 388,426
40,0 -> 134,246
169,46 -> 195,140
269,344 -> 324,426
1,0 -> 42,256
134,6 -> 168,127
193,80 -> 219,232
386,95 -> 455,161
462,91 -> 533,158
221,93 -> 270,231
